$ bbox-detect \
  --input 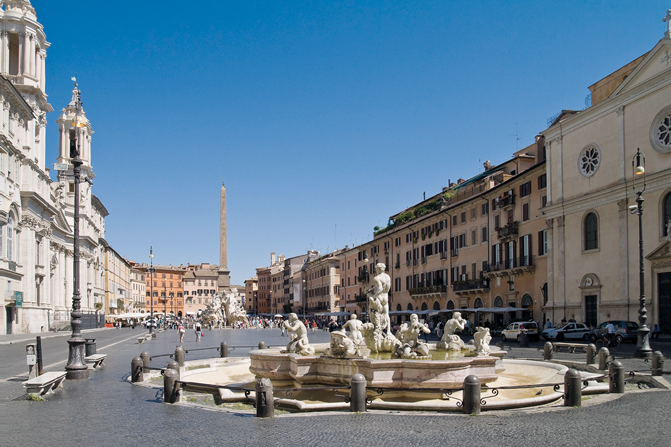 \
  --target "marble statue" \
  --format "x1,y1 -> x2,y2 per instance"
361,263 -> 400,353
222,288 -> 247,326
473,327 -> 492,356
664,9 -> 671,37
437,311 -> 467,351
283,313 -> 314,355
393,314 -> 431,358
341,314 -> 365,346
323,330 -> 358,358
368,263 -> 392,336
202,295 -> 224,325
